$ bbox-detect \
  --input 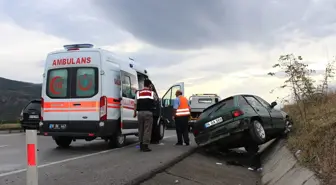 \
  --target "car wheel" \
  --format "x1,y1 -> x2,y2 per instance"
282,120 -> 293,136
249,119 -> 266,144
109,130 -> 125,148
55,137 -> 72,148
